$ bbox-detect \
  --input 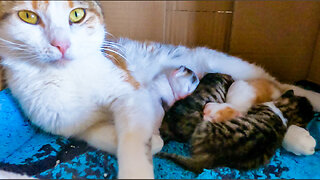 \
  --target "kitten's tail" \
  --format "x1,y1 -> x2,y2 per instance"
156,152 -> 211,174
